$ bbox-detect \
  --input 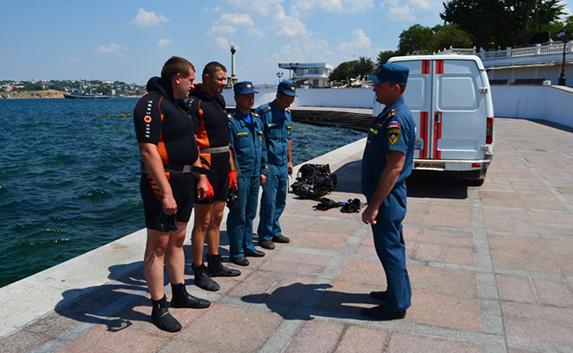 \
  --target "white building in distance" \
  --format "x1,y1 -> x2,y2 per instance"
278,63 -> 334,88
